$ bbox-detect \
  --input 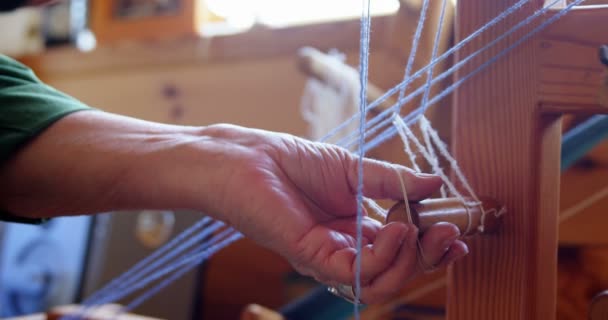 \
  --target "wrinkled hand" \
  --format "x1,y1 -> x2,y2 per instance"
196,124 -> 469,304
